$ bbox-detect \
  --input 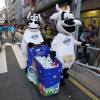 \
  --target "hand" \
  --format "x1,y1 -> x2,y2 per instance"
41,42 -> 46,45
50,51 -> 56,59
81,41 -> 89,47
81,41 -> 87,46
28,42 -> 34,48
